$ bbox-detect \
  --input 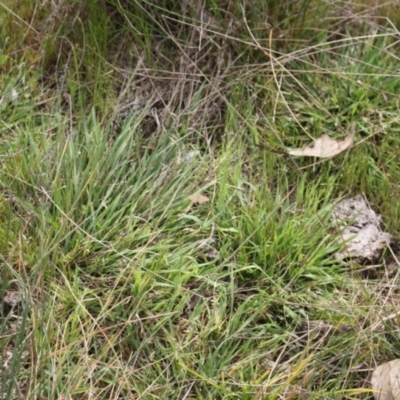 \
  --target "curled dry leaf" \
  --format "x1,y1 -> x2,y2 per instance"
188,193 -> 209,204
288,130 -> 355,158
371,359 -> 400,400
